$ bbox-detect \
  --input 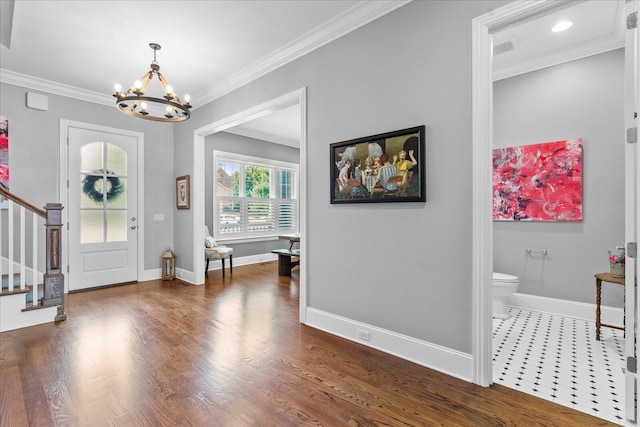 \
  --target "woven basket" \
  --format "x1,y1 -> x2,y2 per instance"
610,262 -> 625,278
